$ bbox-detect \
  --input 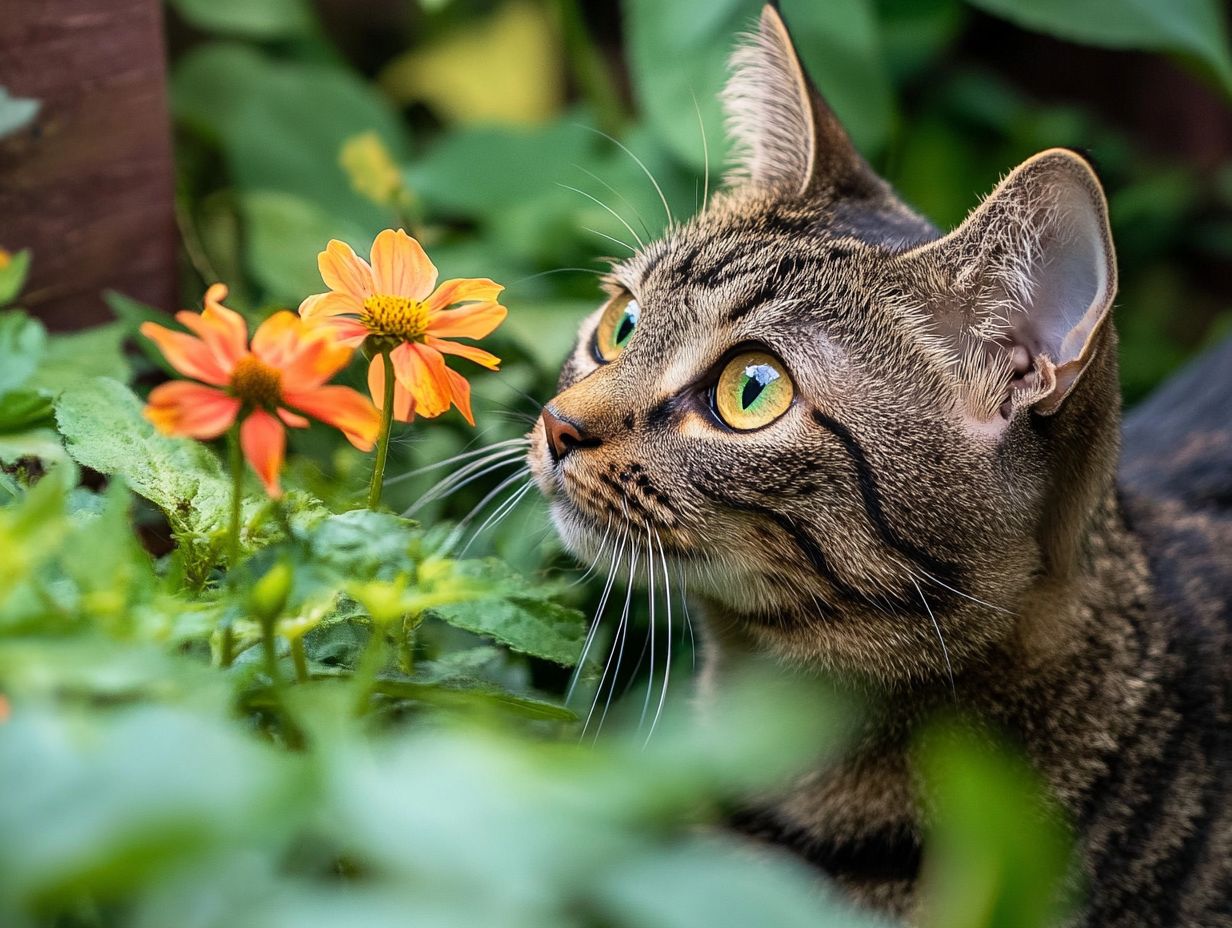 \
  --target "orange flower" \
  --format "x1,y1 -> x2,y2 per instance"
298,229 -> 507,424
141,284 -> 380,497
